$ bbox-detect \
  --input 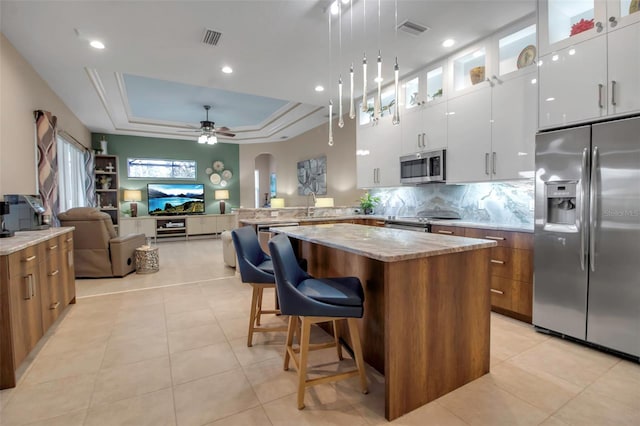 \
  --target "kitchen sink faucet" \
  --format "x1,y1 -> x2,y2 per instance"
306,191 -> 317,217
